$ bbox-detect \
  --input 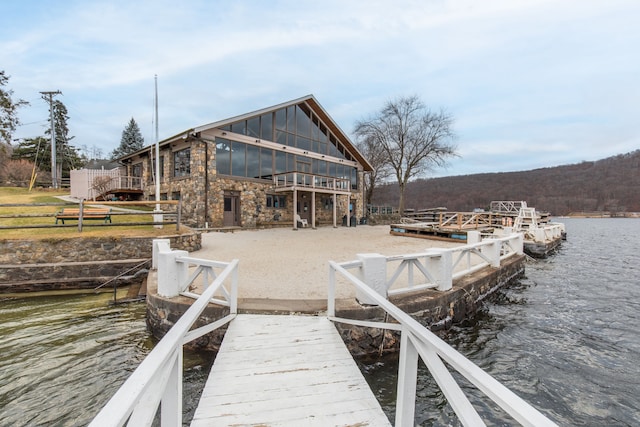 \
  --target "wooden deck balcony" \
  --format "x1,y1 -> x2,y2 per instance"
273,172 -> 353,195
